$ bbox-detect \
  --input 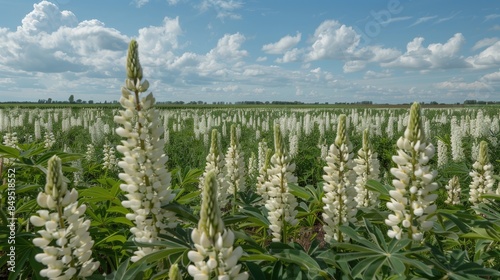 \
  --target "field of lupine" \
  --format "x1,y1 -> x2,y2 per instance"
1,40 -> 500,280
